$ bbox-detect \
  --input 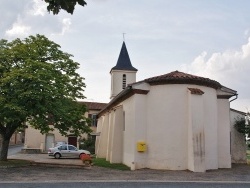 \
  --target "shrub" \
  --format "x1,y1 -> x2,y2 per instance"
234,117 -> 249,135
79,137 -> 95,154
